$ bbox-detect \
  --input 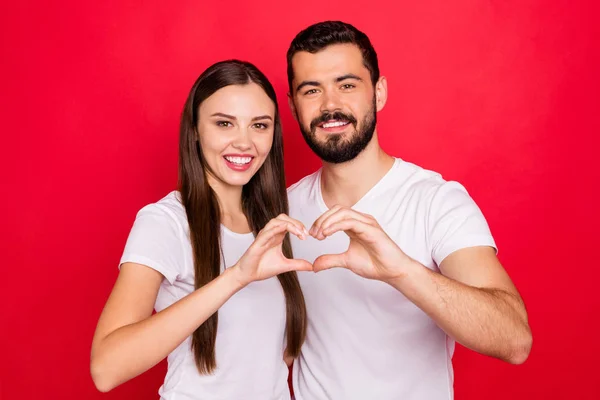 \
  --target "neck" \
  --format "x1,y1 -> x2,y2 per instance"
206,173 -> 248,232
320,131 -> 395,208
